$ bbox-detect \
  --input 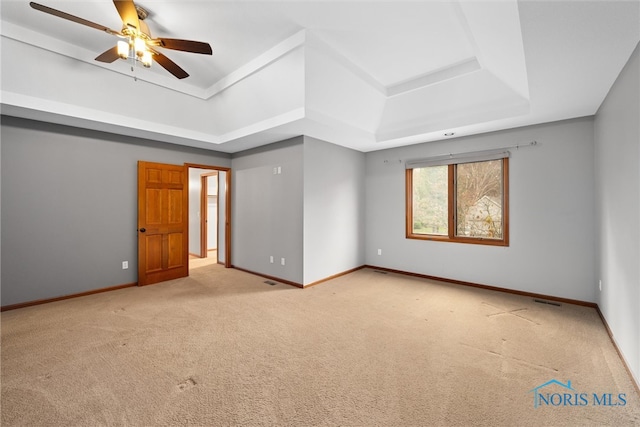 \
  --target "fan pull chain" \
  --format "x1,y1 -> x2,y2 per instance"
131,53 -> 138,82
